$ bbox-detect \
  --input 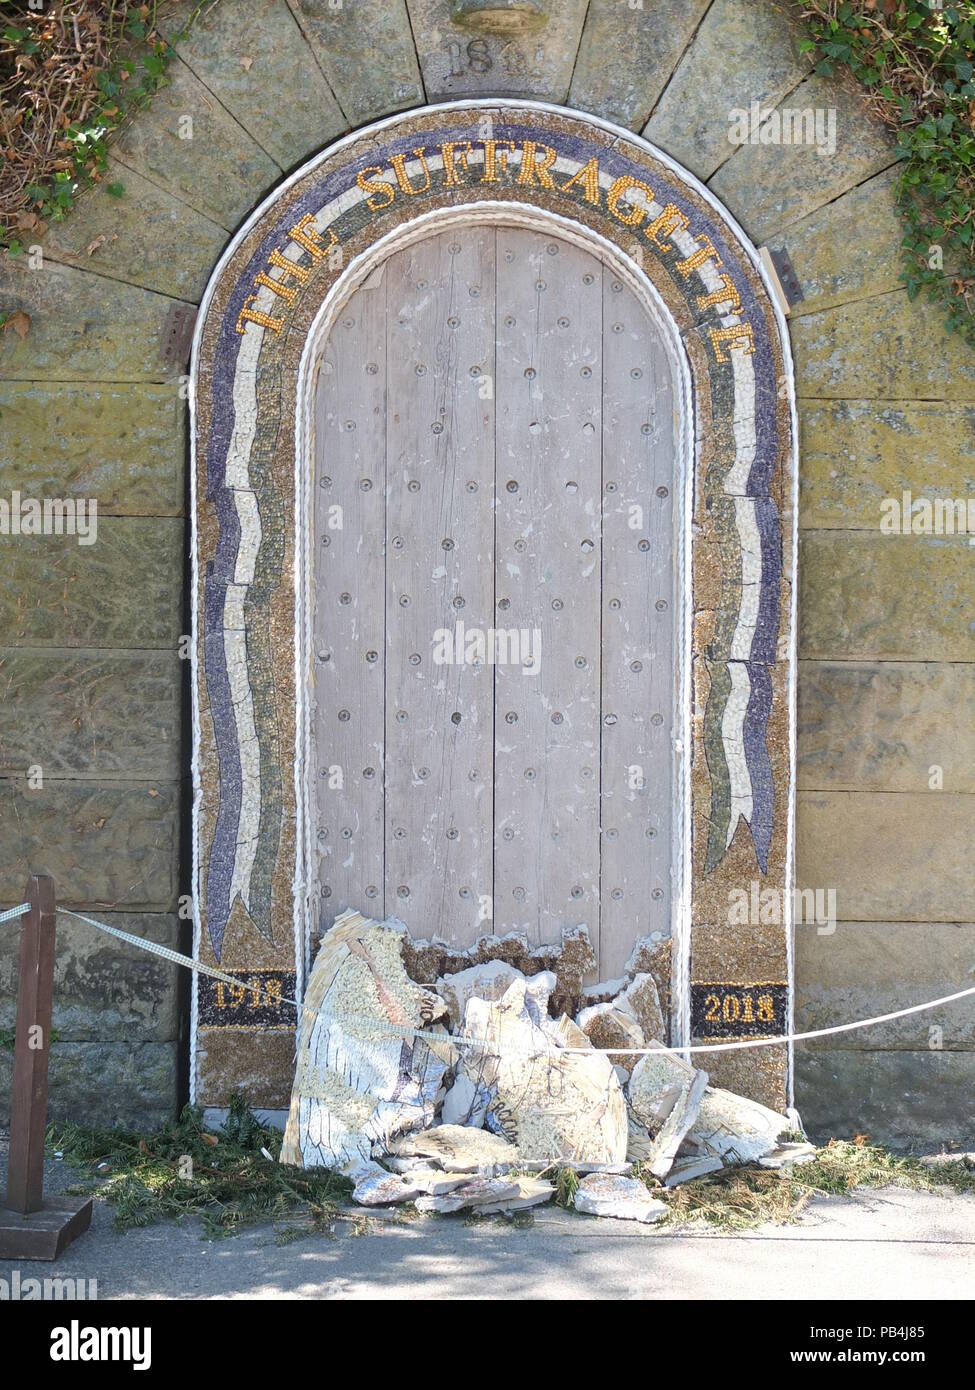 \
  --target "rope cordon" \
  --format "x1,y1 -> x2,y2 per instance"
42,906 -> 975,1060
